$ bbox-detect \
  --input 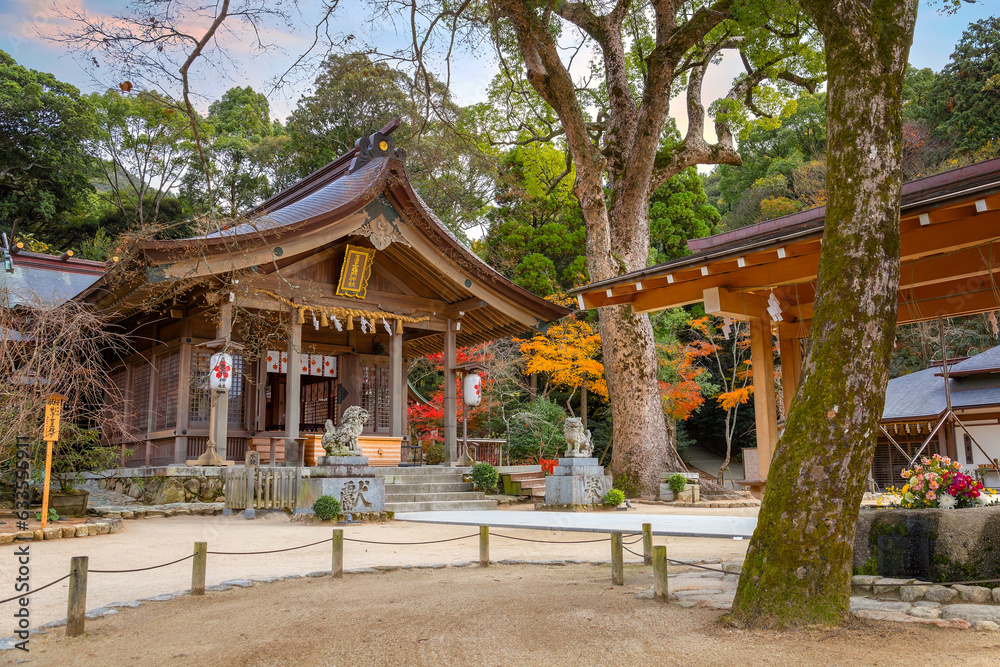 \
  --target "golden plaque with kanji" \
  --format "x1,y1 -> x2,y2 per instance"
336,244 -> 376,299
